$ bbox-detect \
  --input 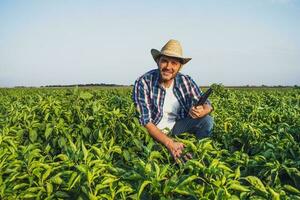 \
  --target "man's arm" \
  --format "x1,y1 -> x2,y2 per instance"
187,75 -> 213,106
132,78 -> 185,160
144,122 -> 184,160
132,78 -> 152,126
186,76 -> 213,118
